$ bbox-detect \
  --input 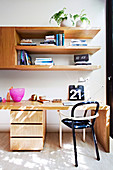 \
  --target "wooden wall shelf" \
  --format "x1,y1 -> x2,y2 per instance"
15,65 -> 101,71
16,46 -> 100,55
0,27 -> 101,70
16,27 -> 100,39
